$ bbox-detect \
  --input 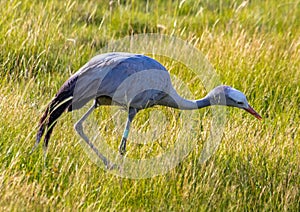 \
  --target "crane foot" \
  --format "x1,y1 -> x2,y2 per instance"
118,137 -> 127,155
